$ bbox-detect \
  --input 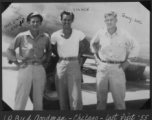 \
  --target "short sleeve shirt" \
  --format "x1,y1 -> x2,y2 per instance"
51,29 -> 85,57
7,30 -> 52,62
